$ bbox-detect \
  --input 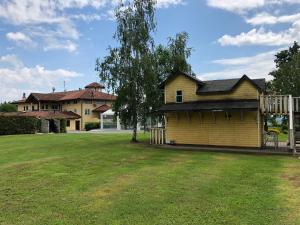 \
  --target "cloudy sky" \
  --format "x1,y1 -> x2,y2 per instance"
0,0 -> 300,102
